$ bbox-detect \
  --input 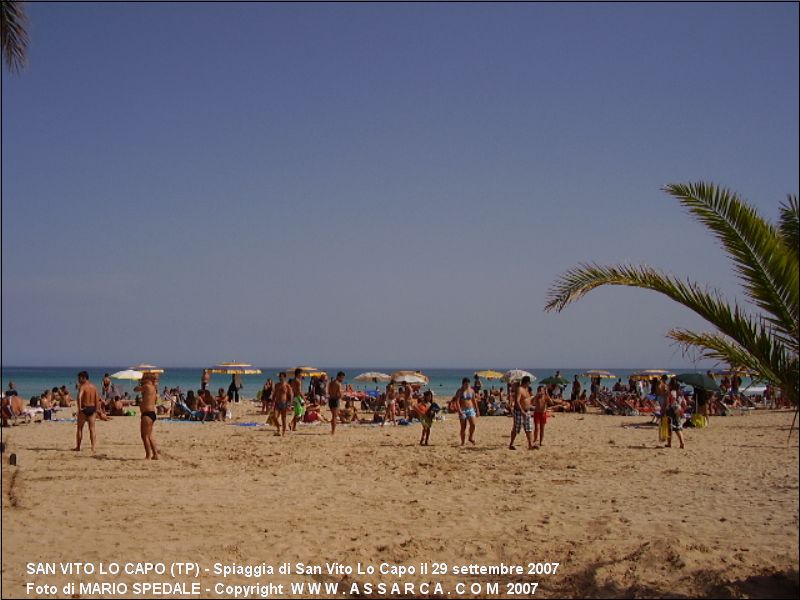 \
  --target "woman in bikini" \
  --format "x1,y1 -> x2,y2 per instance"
382,383 -> 397,427
454,377 -> 478,446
